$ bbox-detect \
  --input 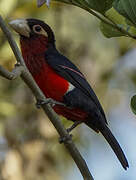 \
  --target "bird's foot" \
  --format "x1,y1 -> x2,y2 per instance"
36,98 -> 65,108
59,134 -> 72,144
66,121 -> 82,133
